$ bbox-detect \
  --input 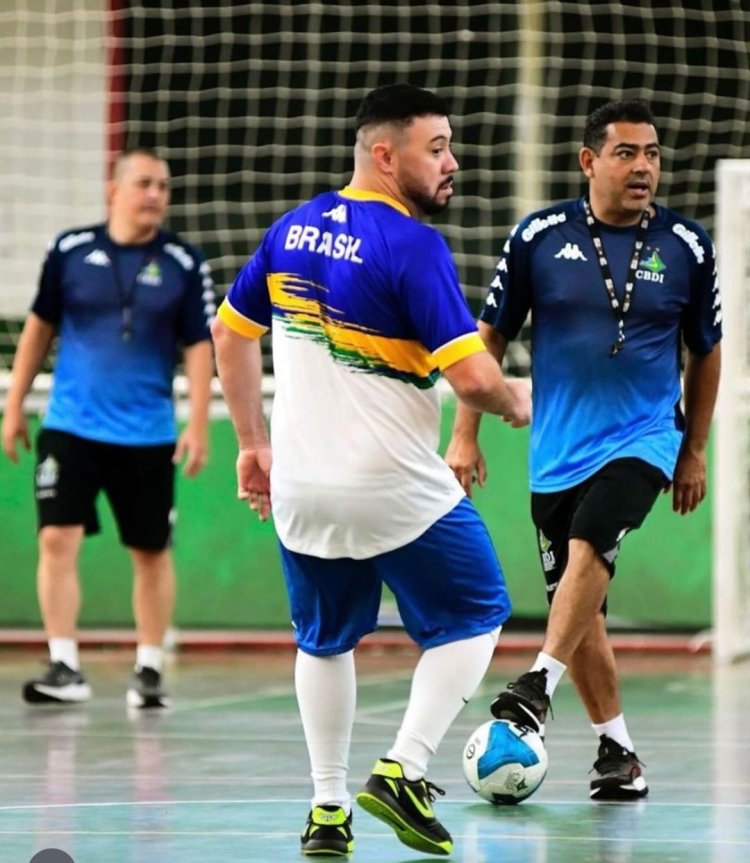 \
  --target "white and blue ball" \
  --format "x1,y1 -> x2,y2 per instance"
462,719 -> 548,804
